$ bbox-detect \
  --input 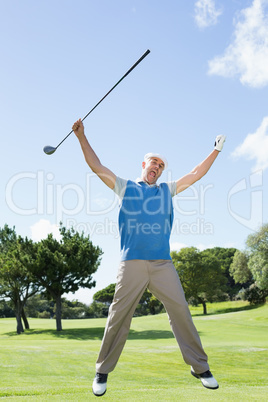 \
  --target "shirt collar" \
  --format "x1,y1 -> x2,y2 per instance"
135,178 -> 159,188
